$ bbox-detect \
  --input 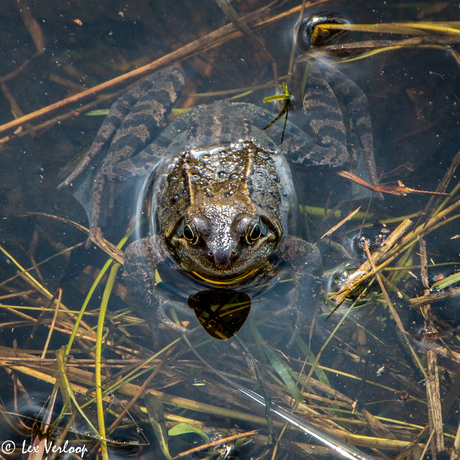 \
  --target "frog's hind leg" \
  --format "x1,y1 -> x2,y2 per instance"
100,67 -> 185,181
322,63 -> 380,192
272,62 -> 350,167
60,67 -> 185,188
59,66 -> 185,242
302,64 -> 348,151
